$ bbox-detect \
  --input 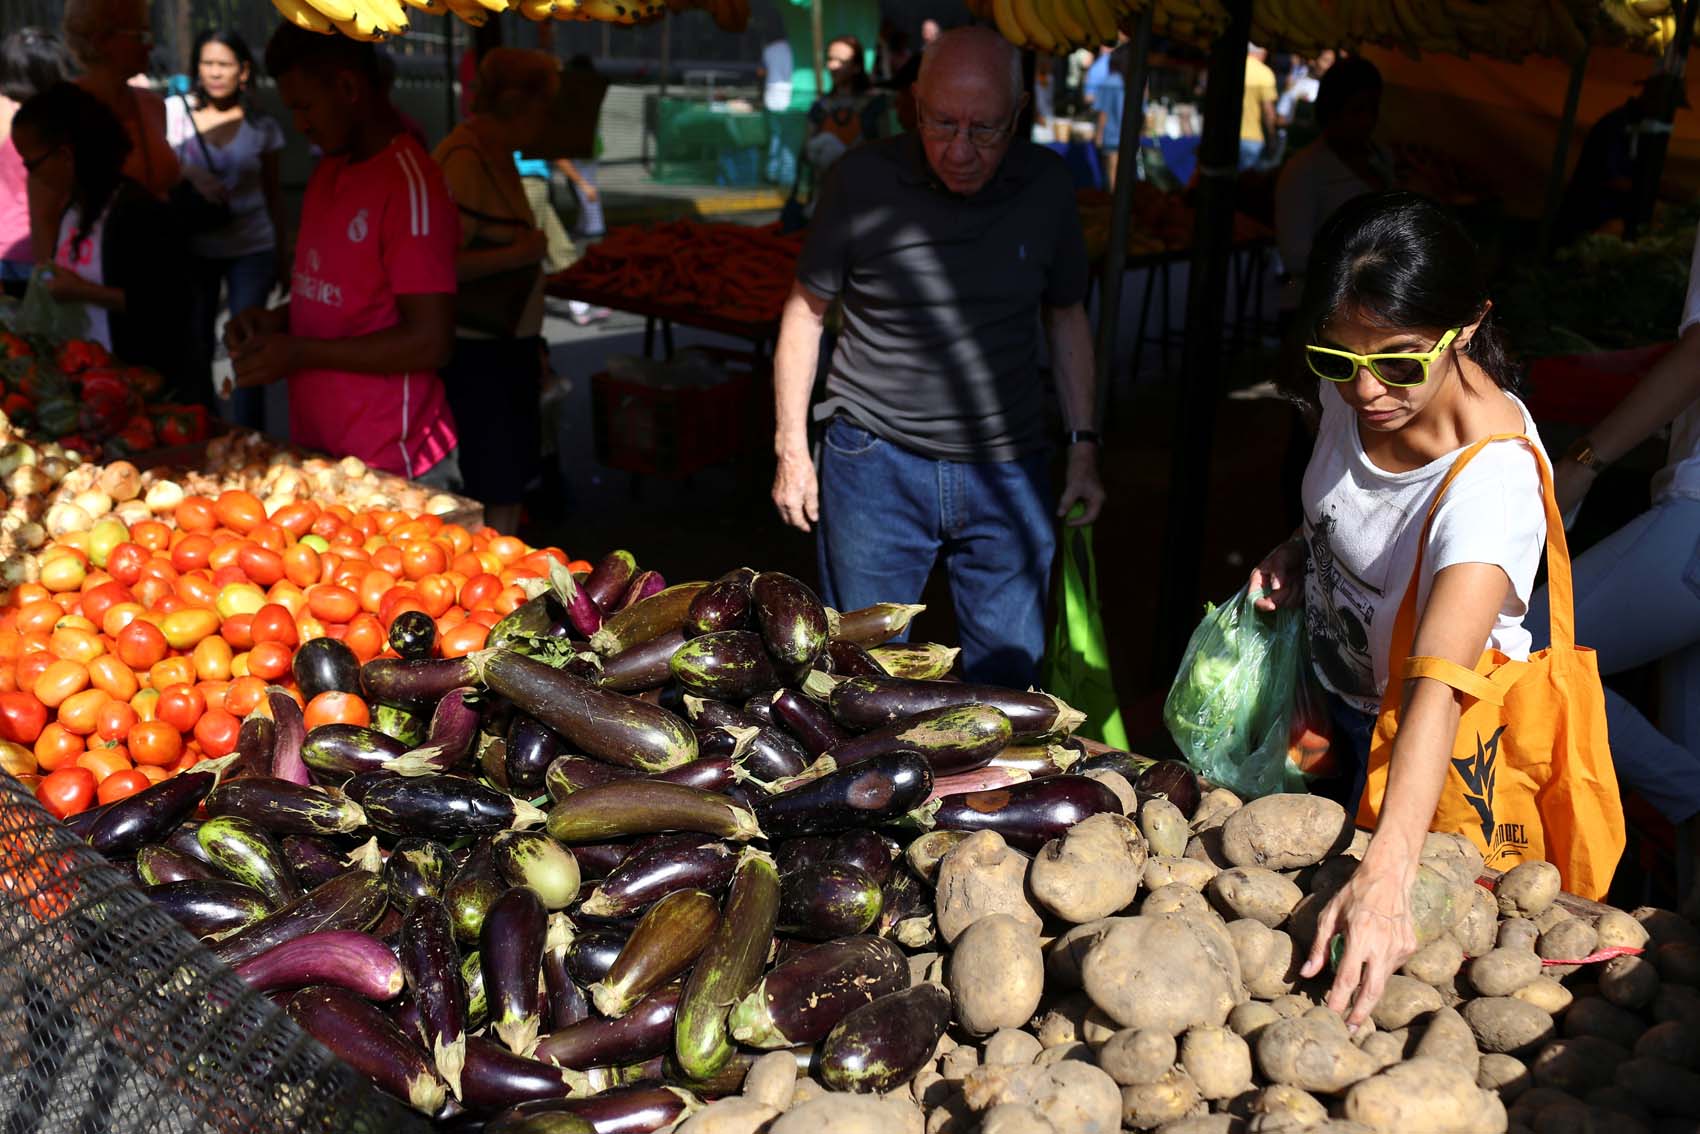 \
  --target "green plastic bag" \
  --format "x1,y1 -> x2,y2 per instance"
5,266 -> 89,342
1043,519 -> 1128,749
1162,585 -> 1314,800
